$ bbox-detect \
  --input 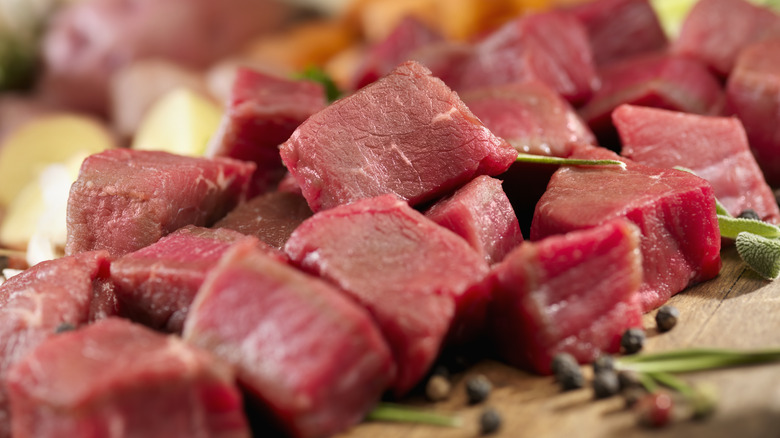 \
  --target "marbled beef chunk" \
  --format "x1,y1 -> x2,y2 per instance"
460,82 -> 595,158
285,194 -> 490,395
214,191 -> 313,250
66,149 -> 255,257
489,220 -> 643,374
532,145 -> 721,312
614,105 -> 780,223
673,0 -> 780,77
207,68 -> 326,196
425,176 -> 523,265
0,251 -> 114,438
110,225 -> 277,334
726,38 -> 780,187
279,61 -> 517,212
7,318 -> 249,438
183,240 -> 393,438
